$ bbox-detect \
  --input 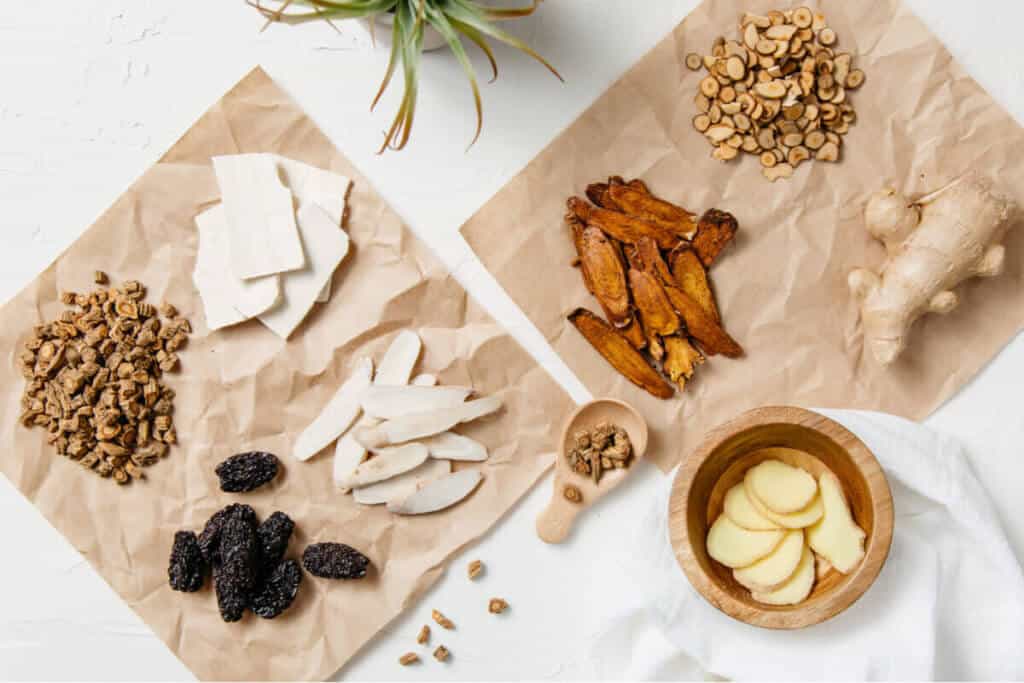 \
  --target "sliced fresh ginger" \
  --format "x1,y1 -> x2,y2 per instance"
815,553 -> 833,580
807,472 -> 866,573
723,482 -> 780,531
745,460 -> 818,513
751,546 -> 815,606
734,529 -> 805,592
706,515 -> 784,568
745,478 -> 823,529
